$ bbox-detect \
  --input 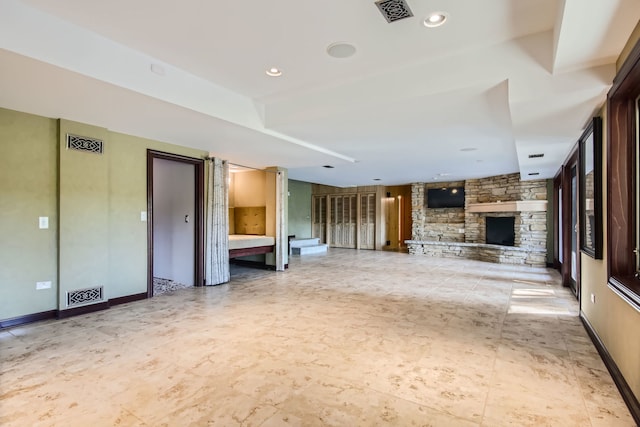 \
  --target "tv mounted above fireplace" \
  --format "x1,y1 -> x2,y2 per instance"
427,187 -> 465,208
